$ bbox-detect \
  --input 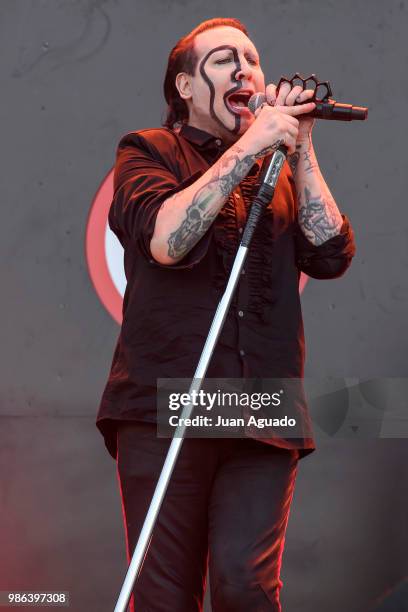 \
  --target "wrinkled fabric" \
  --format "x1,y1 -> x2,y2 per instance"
117,421 -> 298,612
97,124 -> 356,461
